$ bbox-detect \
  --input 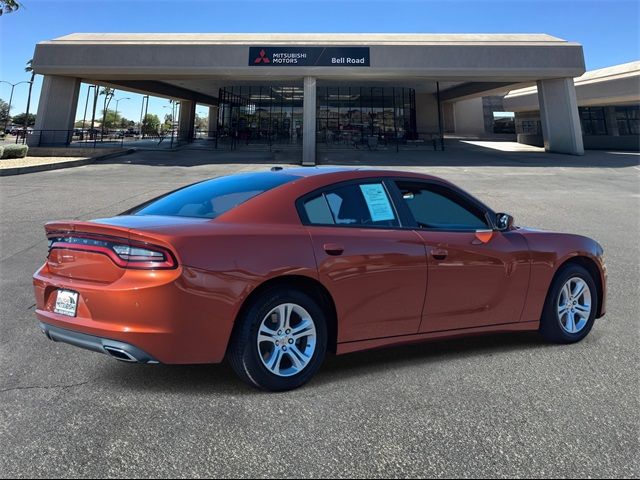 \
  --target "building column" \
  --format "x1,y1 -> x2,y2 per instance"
208,105 -> 218,138
302,76 -> 317,166
452,97 -> 485,135
178,100 -> 196,142
28,75 -> 81,146
442,102 -> 455,133
537,78 -> 584,155
414,93 -> 440,134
